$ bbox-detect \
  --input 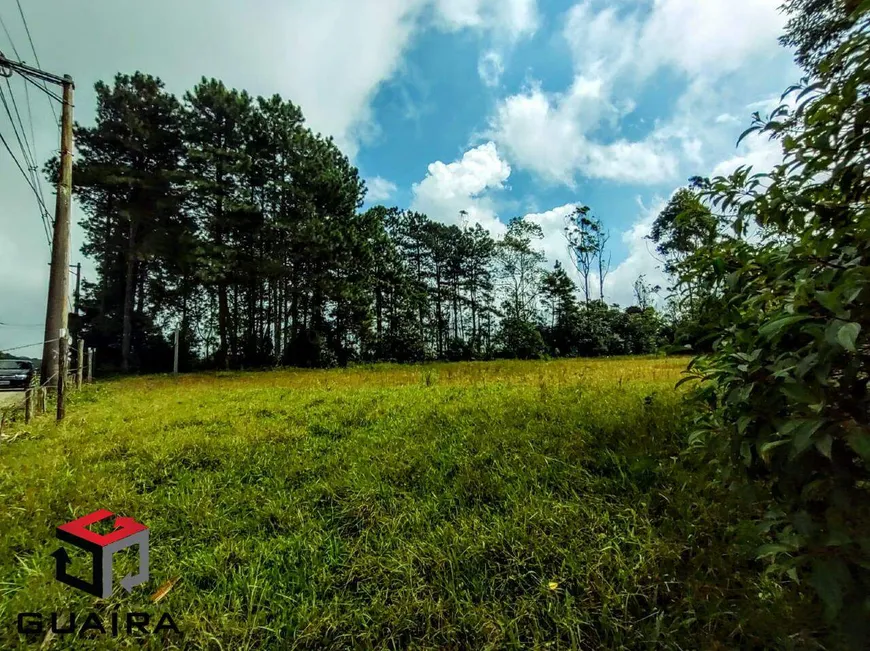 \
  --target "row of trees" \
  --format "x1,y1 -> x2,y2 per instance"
68,75 -> 677,372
